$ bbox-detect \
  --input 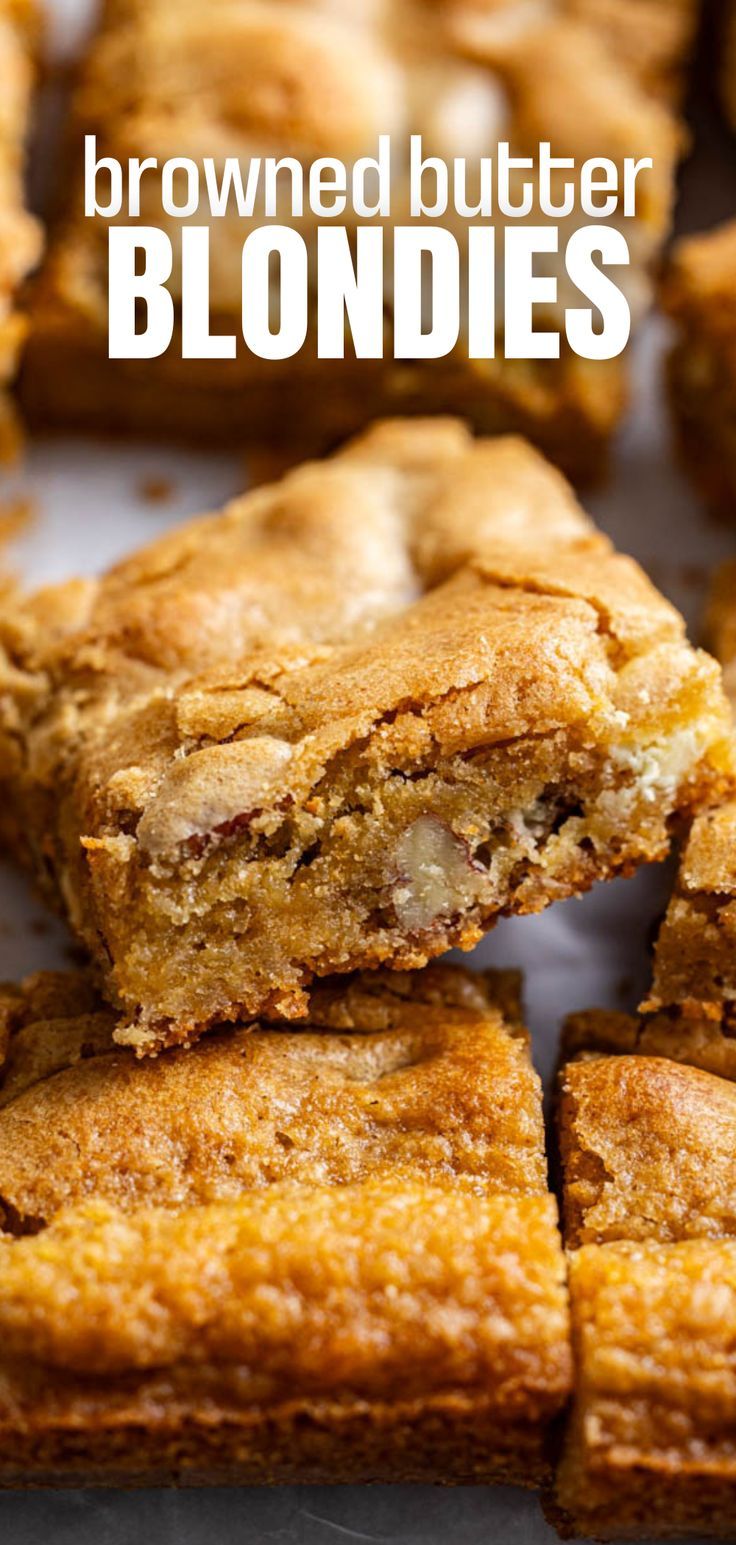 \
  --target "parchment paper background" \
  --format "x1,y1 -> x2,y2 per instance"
0,3 -> 735,1539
